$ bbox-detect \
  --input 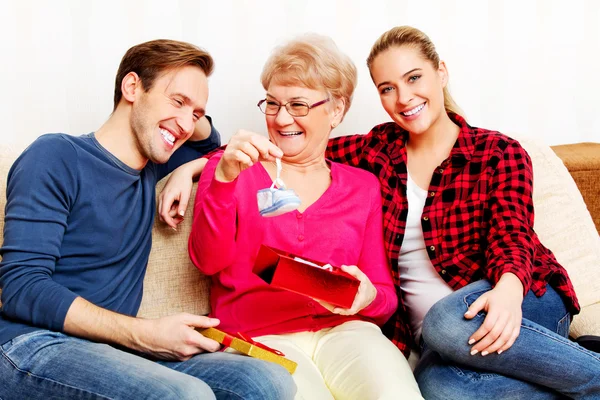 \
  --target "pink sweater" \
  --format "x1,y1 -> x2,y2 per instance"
189,151 -> 397,337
